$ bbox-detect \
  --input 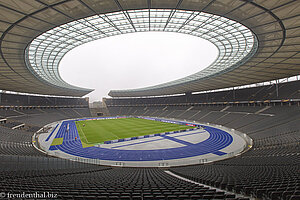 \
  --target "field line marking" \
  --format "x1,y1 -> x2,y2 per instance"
78,123 -> 90,144
111,137 -> 165,149
76,117 -> 190,144
107,130 -> 120,141
161,135 -> 193,146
